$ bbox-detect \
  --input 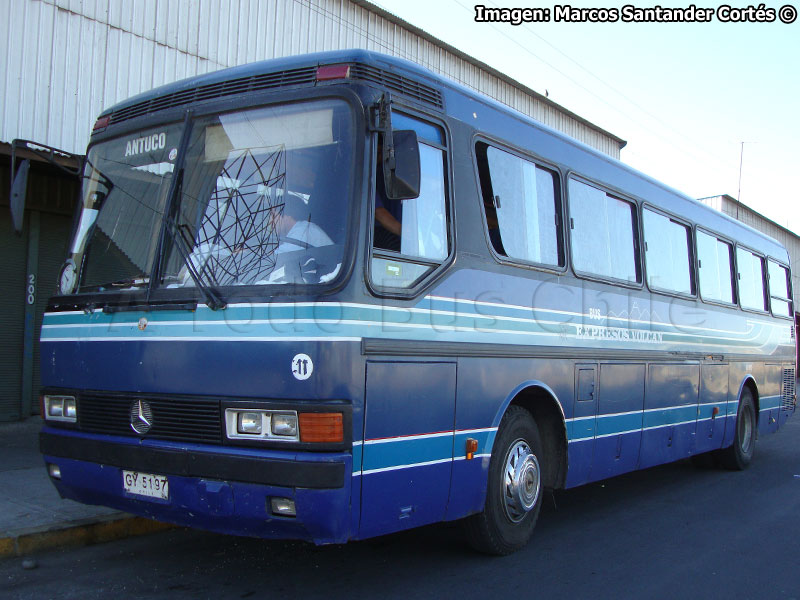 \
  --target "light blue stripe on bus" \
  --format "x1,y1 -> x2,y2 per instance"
352,429 -> 496,476
569,418 -> 595,441
362,435 -> 453,474
596,412 -> 643,437
352,441 -> 363,469
41,300 -> 785,351
759,394 -> 782,411
642,405 -> 699,429
565,398 -> 776,443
